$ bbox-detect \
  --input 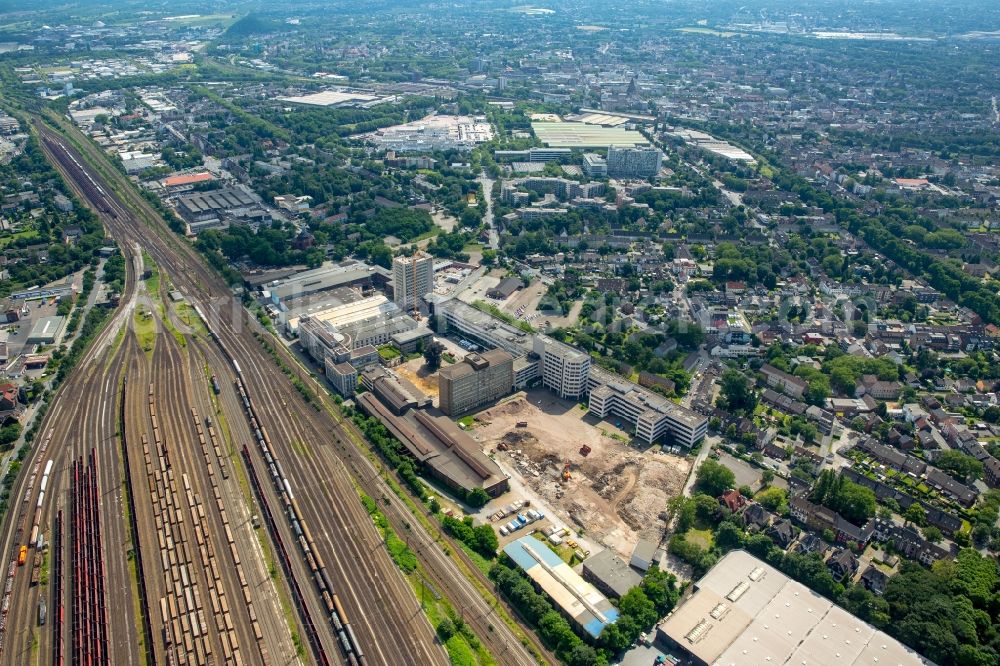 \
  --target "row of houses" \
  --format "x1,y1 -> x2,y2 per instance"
759,388 -> 835,434
854,438 -> 978,508
721,491 -> 873,587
